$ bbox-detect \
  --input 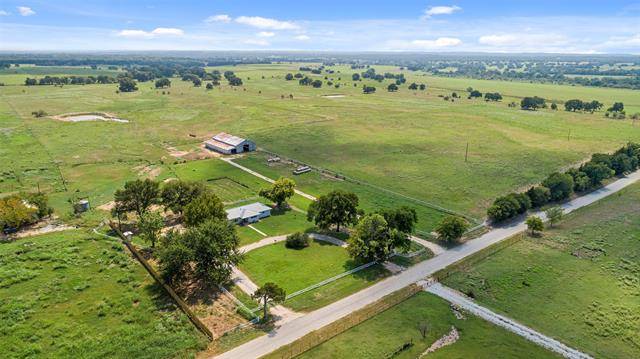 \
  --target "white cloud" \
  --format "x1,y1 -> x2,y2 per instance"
257,31 -> 275,38
479,33 -> 567,47
205,14 -> 231,23
236,16 -> 298,30
412,37 -> 462,48
424,5 -> 461,18
17,6 -> 35,16
478,34 -> 519,46
116,28 -> 184,39
0,10 -> 9,16
151,27 -> 184,36
244,39 -> 270,46
294,35 -> 310,41
601,33 -> 640,47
